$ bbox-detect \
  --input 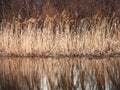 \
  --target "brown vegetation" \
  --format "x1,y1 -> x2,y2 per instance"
0,0 -> 120,21
0,17 -> 120,57
0,0 -> 120,57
